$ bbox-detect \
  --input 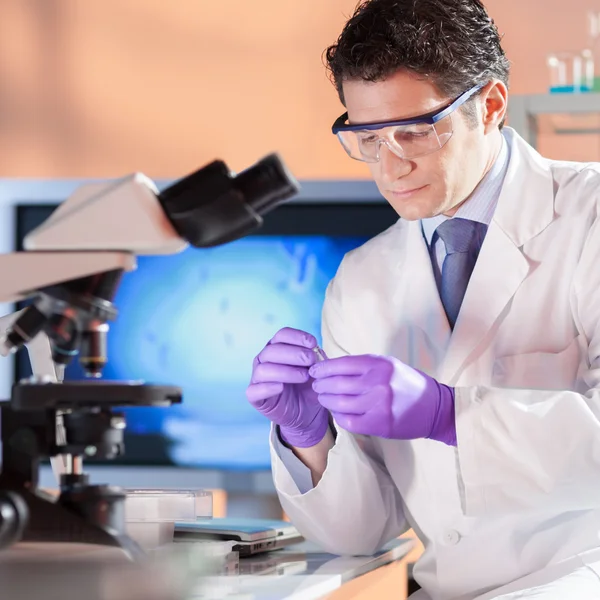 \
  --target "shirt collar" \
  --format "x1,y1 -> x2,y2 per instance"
421,133 -> 510,246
